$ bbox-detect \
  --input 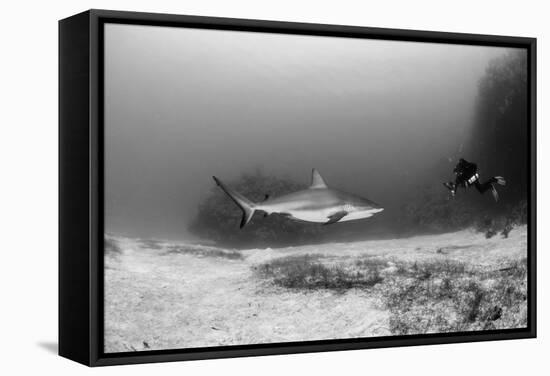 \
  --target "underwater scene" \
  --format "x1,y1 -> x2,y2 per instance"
103,24 -> 529,352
